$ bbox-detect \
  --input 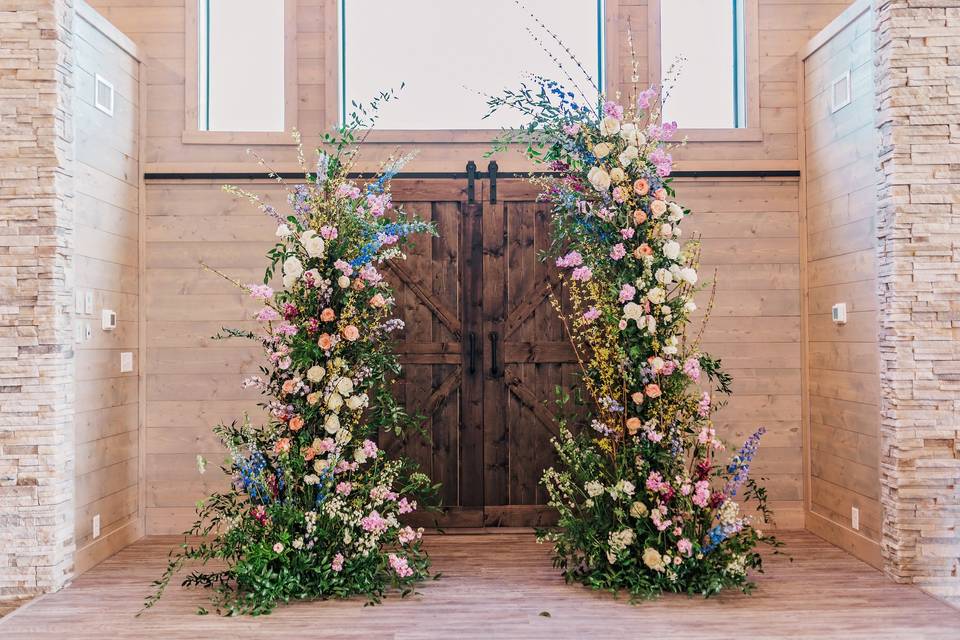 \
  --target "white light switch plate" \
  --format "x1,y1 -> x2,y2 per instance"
851,506 -> 860,531
92,513 -> 101,539
120,351 -> 134,373
84,291 -> 94,315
